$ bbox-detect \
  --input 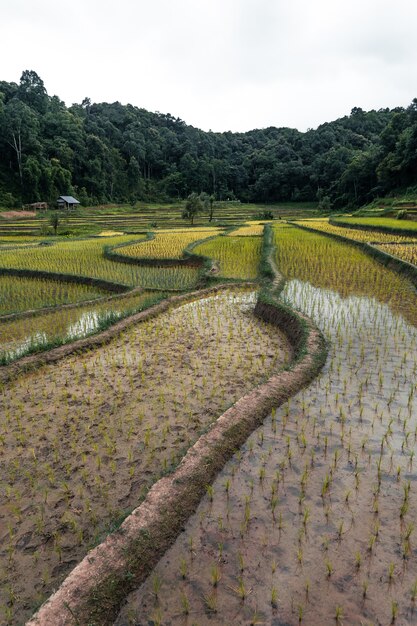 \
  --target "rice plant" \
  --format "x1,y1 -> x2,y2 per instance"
194,235 -> 262,279
295,218 -> 417,244
117,228 -> 222,259
0,287 -> 292,624
0,234 -> 200,290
